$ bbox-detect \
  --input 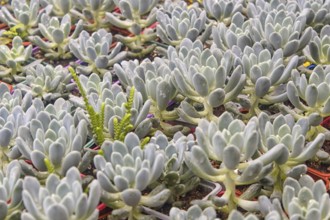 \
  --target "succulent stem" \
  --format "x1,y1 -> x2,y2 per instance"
0,148 -> 9,171
222,171 -> 238,212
